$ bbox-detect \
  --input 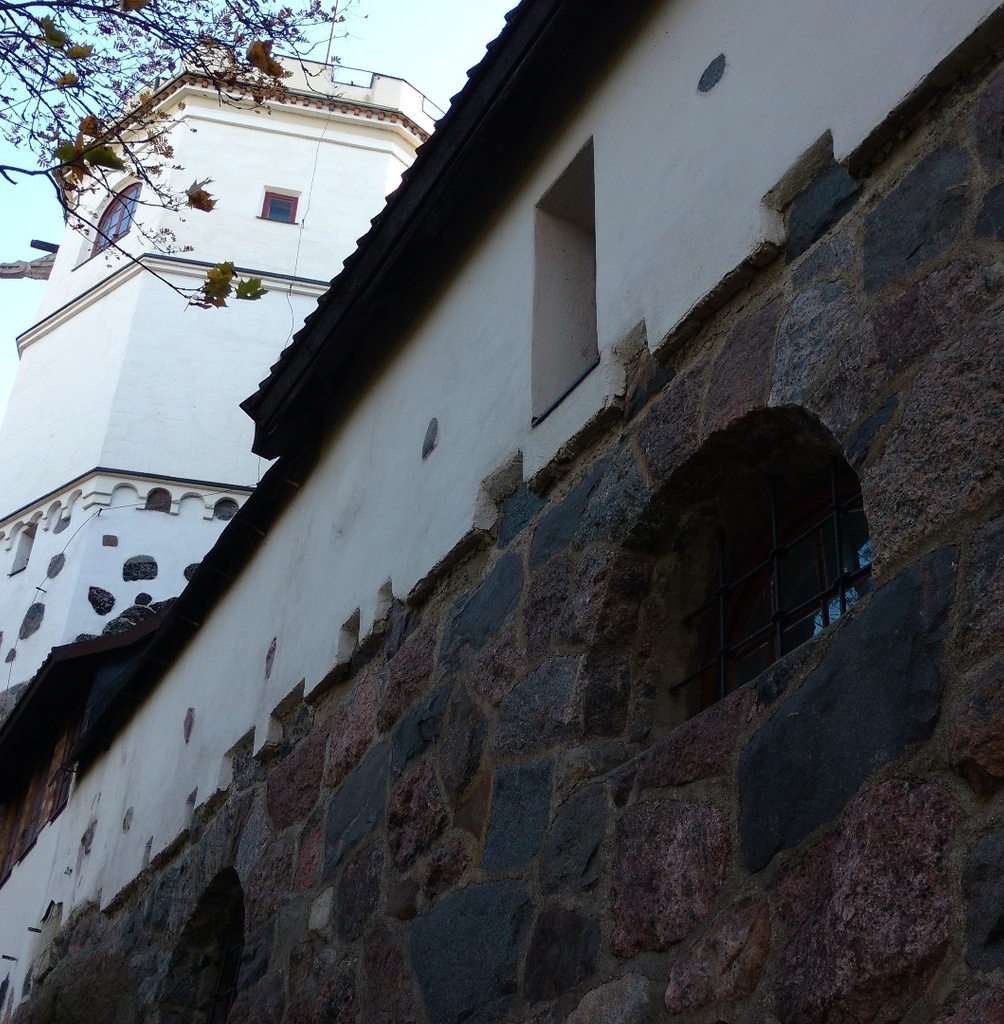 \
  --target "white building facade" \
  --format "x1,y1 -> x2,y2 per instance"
0,66 -> 433,690
3,0 -> 1004,1020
